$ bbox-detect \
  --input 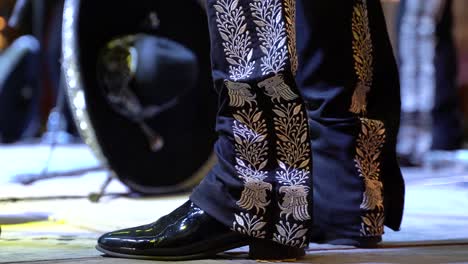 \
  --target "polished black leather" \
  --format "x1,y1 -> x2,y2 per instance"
97,201 -> 248,259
